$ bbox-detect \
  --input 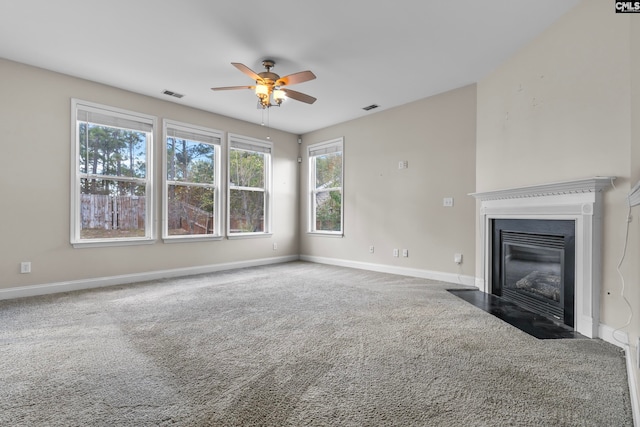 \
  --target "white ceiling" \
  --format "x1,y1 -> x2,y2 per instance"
0,0 -> 579,135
